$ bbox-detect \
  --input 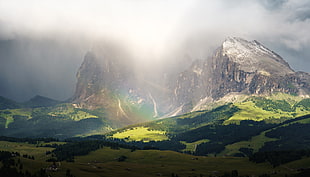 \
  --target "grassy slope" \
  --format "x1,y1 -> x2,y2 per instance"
219,131 -> 278,156
107,94 -> 310,157
0,103 -> 111,138
47,104 -> 98,121
221,115 -> 310,156
112,126 -> 168,142
1,140 -> 307,177
0,96 -> 21,109
0,103 -> 100,128
226,101 -> 310,124
0,109 -> 32,128
180,139 -> 210,152
225,94 -> 310,124
1,93 -> 310,146
0,141 -> 54,158
72,147 -> 279,177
